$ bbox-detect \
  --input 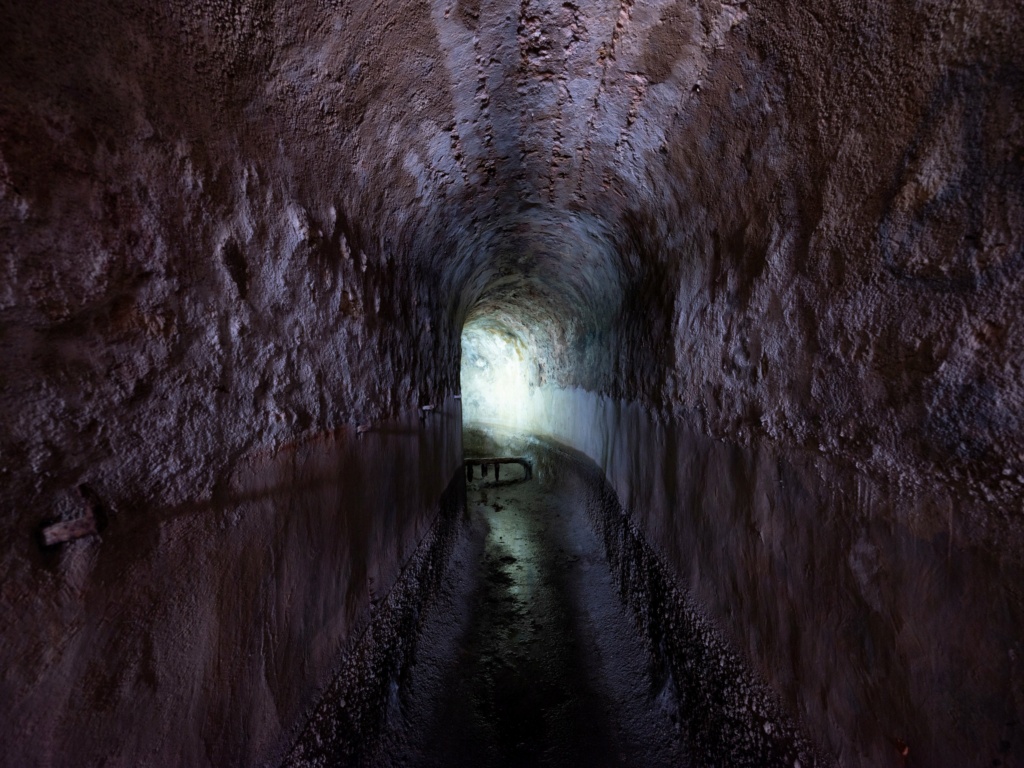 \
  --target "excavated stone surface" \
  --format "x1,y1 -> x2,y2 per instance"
0,3 -> 465,766
283,472 -> 465,767
541,437 -> 826,768
479,388 -> 1024,766
2,0 -> 1023,765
